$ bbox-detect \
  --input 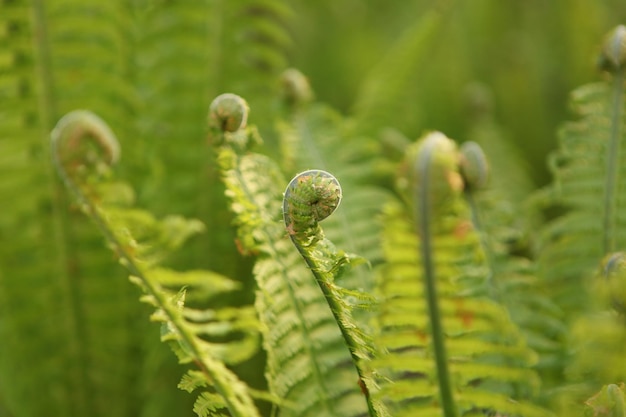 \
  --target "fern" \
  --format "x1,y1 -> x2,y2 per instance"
350,0 -> 449,135
51,110 -> 262,417
131,0 -> 292,278
0,2 -> 148,415
282,169 -> 388,417
536,25 -> 626,316
210,94 -> 371,417
458,141 -> 568,388
374,132 -> 551,417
